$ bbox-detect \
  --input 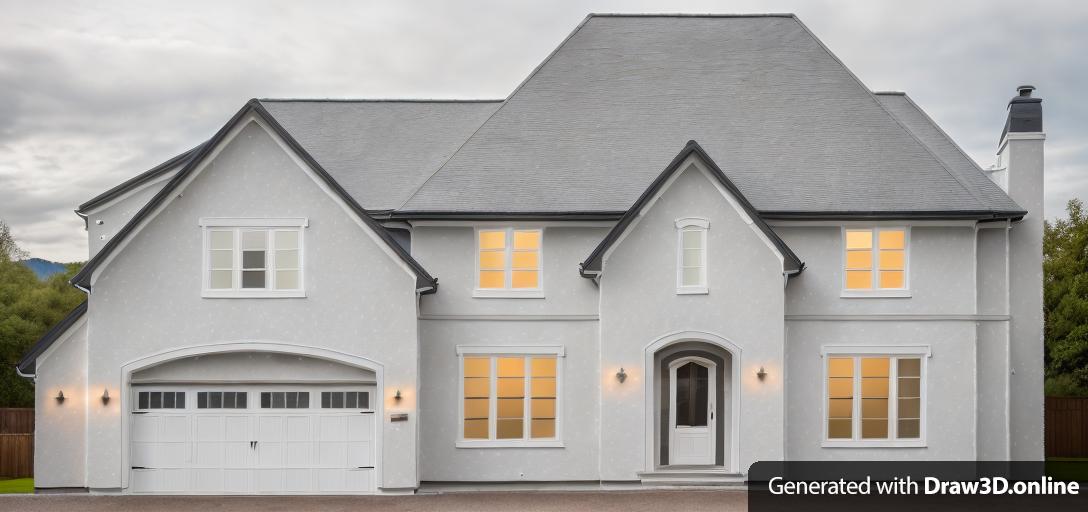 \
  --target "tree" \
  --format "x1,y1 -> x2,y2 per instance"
1044,199 -> 1088,396
0,221 -> 85,406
